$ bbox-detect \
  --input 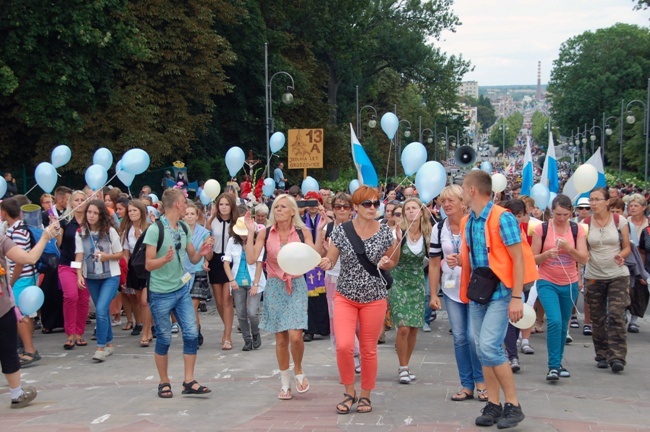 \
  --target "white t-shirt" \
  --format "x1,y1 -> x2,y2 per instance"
429,220 -> 462,303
